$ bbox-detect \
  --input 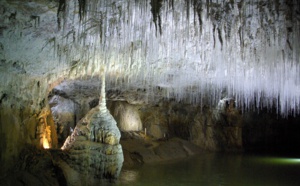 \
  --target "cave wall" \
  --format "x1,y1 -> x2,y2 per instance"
48,85 -> 300,155
137,99 -> 243,151
108,101 -> 143,132
47,85 -> 244,152
0,104 -> 59,175
0,74 -> 56,174
1,74 -> 300,177
1,70 -> 300,176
